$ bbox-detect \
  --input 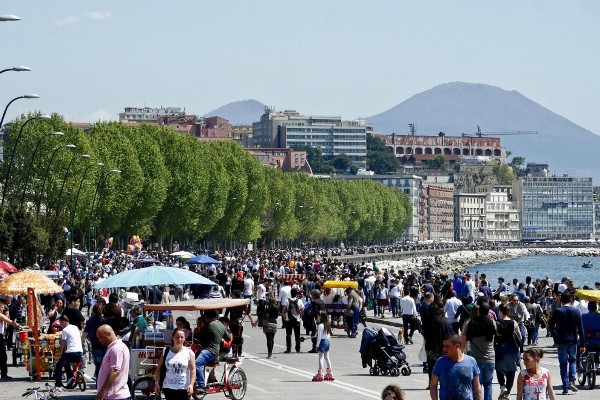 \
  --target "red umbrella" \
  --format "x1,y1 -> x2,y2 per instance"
0,261 -> 18,274
0,270 -> 8,279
